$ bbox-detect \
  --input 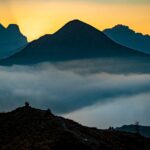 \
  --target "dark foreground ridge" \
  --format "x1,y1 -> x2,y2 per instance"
0,104 -> 150,150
